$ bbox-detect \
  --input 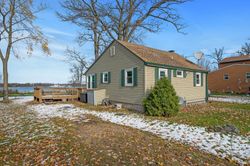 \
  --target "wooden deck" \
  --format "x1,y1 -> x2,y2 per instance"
34,87 -> 86,103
